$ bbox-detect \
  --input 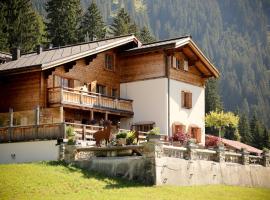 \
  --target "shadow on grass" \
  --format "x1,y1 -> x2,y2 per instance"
44,161 -> 148,189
